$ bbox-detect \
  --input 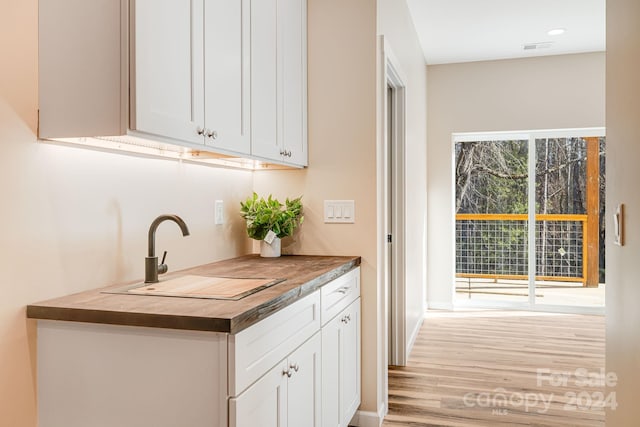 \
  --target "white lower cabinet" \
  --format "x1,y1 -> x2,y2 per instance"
35,268 -> 360,427
321,299 -> 361,427
230,332 -> 322,427
229,267 -> 361,427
